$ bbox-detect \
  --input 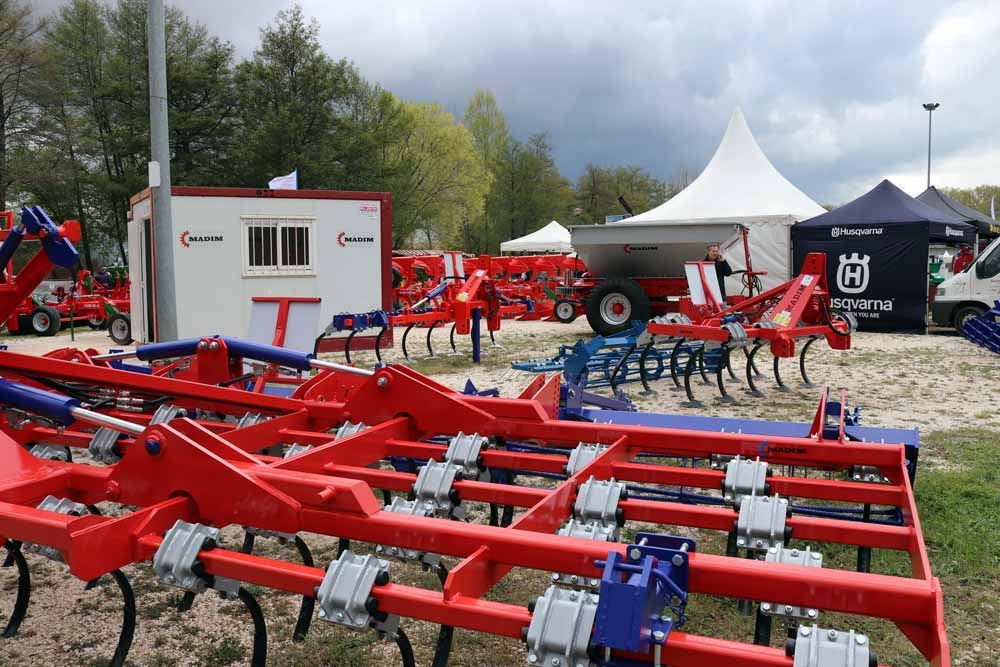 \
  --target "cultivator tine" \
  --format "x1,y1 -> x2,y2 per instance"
396,627 -> 417,667
716,346 -> 736,404
448,323 -> 460,355
697,348 -> 713,385
374,327 -> 388,364
291,537 -> 316,642
107,569 -> 136,667
725,351 -> 738,381
344,329 -> 360,365
857,503 -> 873,573
798,336 -> 819,388
1,541 -> 29,639
682,347 -> 704,408
609,342 -> 635,394
668,338 -> 686,392
426,320 -> 440,358
237,587 -> 268,667
743,346 -> 763,377
745,342 -> 765,397
401,323 -> 417,361
773,355 -> 791,392
753,605 -> 773,646
489,329 -> 501,348
638,340 -> 657,396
